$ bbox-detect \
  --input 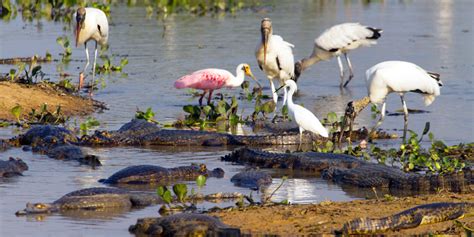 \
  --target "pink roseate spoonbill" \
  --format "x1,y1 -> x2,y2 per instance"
276,80 -> 328,150
73,7 -> 109,91
294,23 -> 382,87
255,18 -> 295,117
339,61 -> 442,142
174,64 -> 261,106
